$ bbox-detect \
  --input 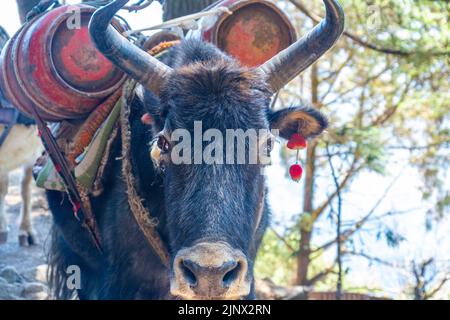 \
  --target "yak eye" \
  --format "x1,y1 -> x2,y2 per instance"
157,135 -> 171,153
266,138 -> 274,154
262,133 -> 276,155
